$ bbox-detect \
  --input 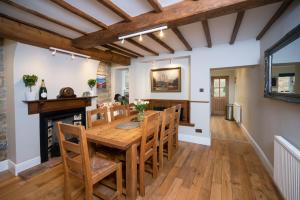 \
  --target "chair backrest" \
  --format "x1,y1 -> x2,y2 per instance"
87,107 -> 109,128
174,104 -> 181,129
110,105 -> 128,121
160,106 -> 176,141
140,112 -> 160,160
57,122 -> 92,182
